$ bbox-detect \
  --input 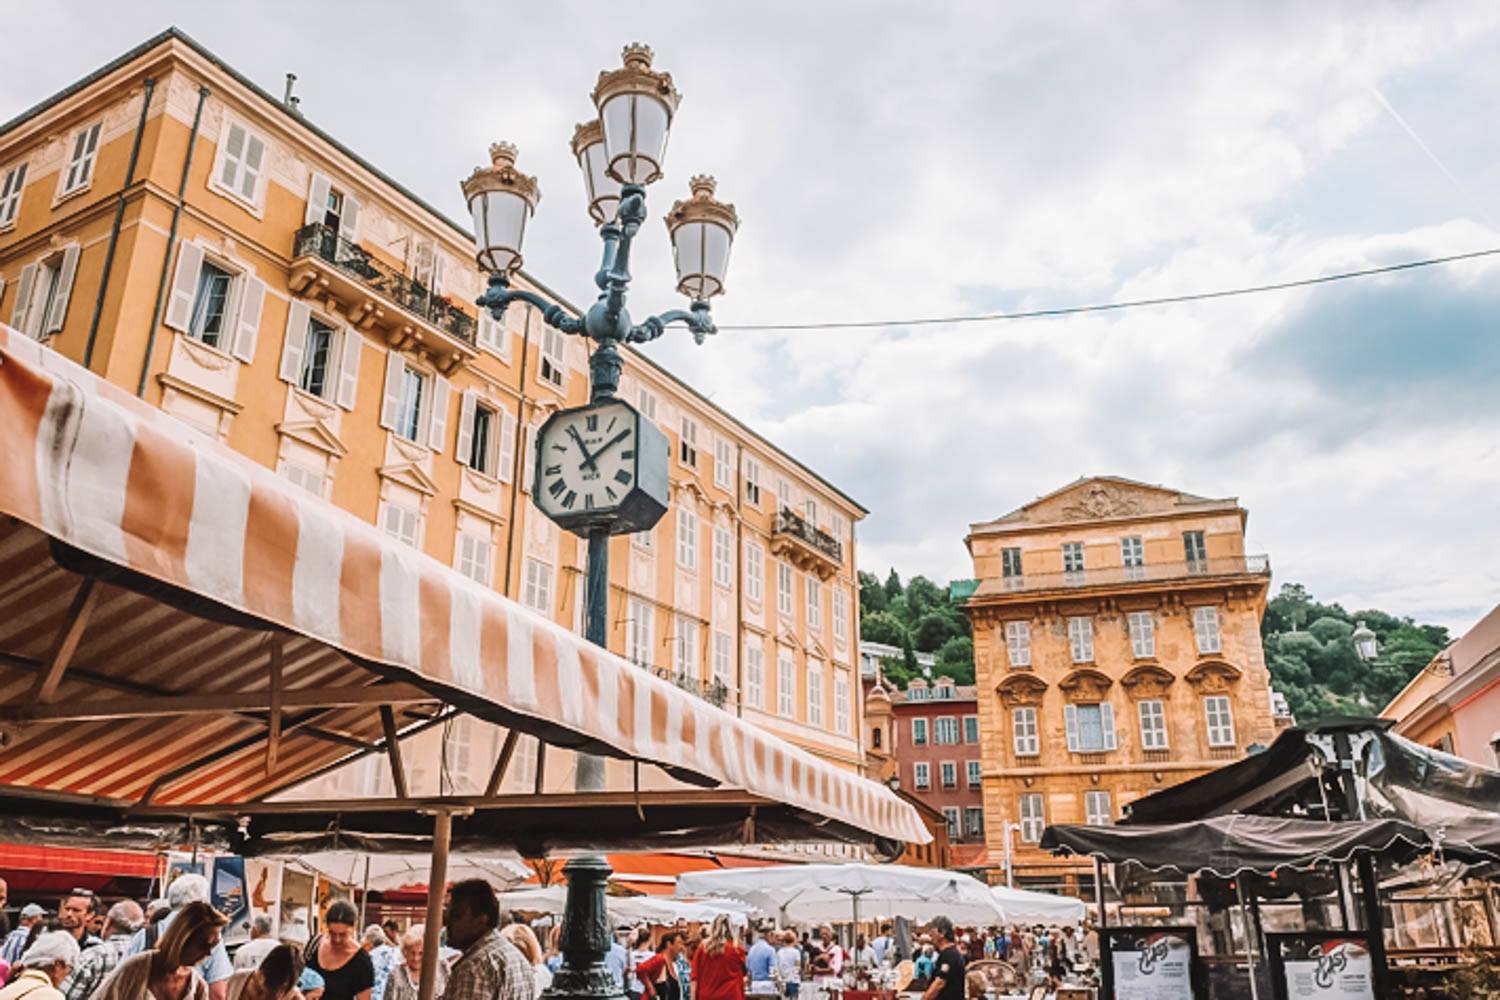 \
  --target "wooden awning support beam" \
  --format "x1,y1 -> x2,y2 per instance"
0,682 -> 437,723
484,729 -> 520,798
29,578 -> 99,704
266,638 -> 284,775
129,788 -> 769,817
379,704 -> 409,799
